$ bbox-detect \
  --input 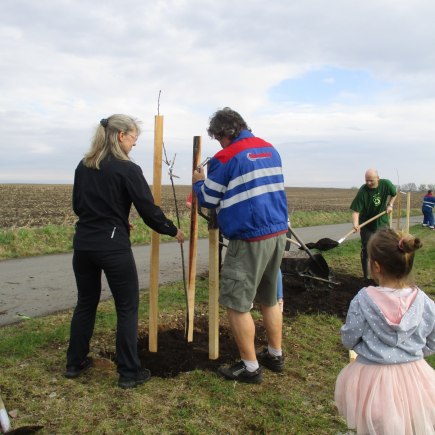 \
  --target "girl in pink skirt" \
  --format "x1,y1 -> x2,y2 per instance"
335,228 -> 435,435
